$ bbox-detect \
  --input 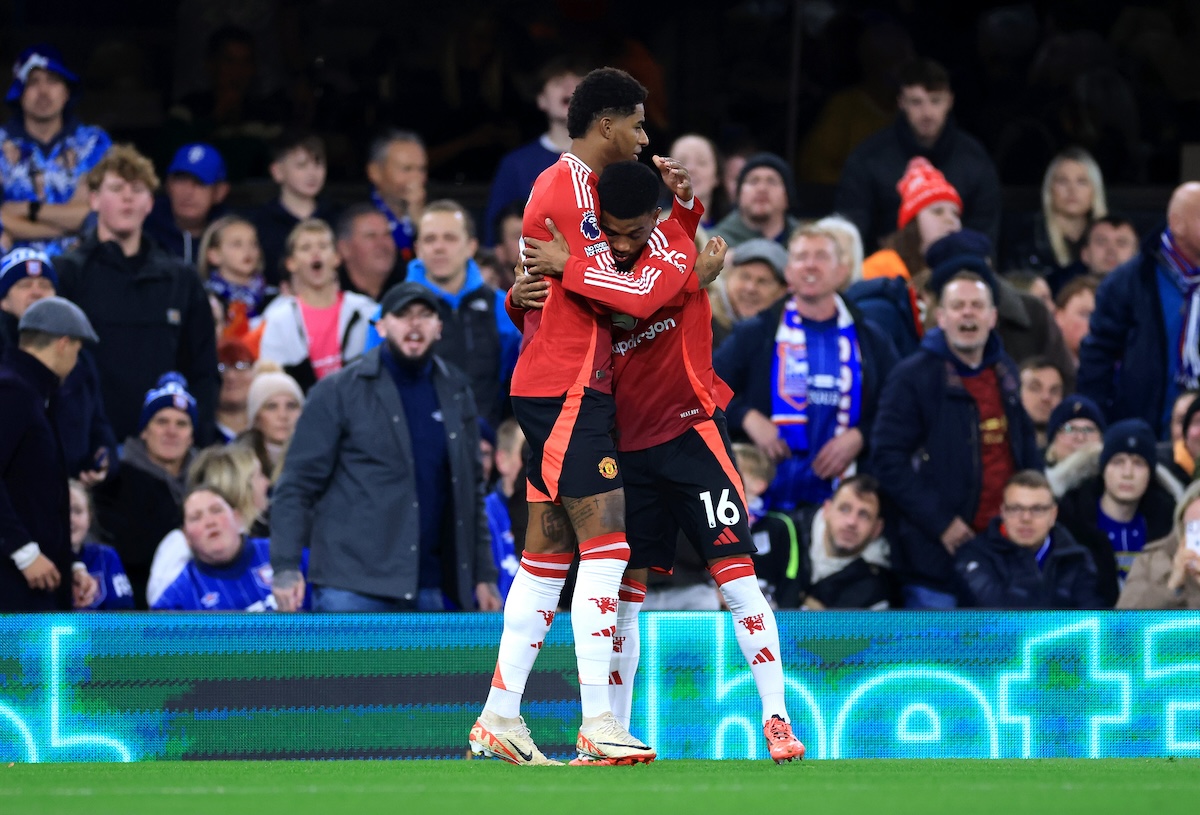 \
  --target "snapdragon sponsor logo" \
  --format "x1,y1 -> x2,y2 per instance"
613,317 -> 678,356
